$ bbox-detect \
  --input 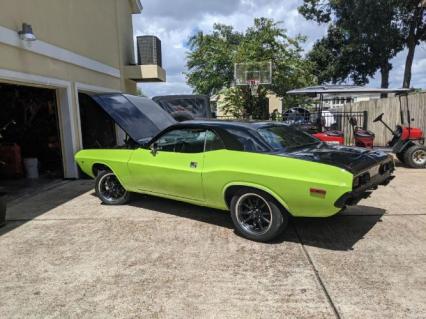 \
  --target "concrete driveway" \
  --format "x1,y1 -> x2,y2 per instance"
1,167 -> 425,318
